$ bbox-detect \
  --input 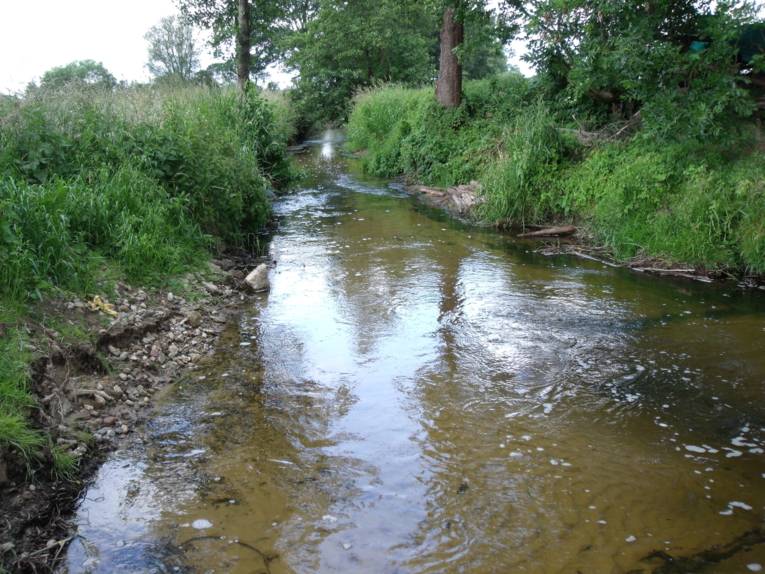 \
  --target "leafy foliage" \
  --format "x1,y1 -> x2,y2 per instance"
348,73 -> 534,184
33,60 -> 117,92
288,0 -> 437,127
145,16 -> 201,82
503,0 -> 762,138
0,82 -> 297,463
178,0 -> 318,82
